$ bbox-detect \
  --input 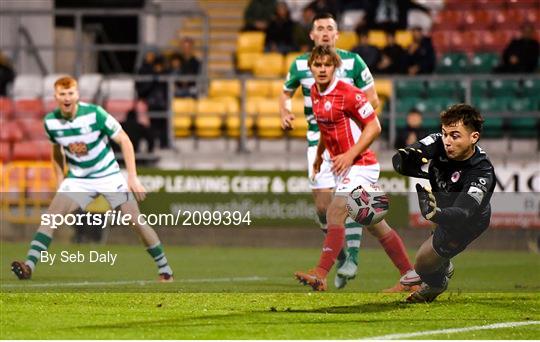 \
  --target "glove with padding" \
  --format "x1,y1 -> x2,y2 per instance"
416,183 -> 440,221
398,147 -> 429,166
